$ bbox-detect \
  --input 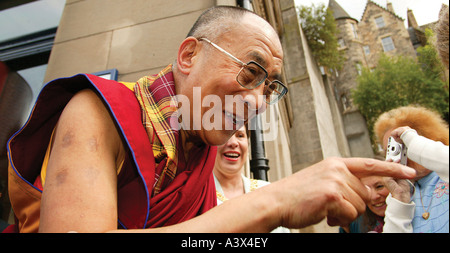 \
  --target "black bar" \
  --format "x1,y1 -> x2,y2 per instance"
249,115 -> 270,181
